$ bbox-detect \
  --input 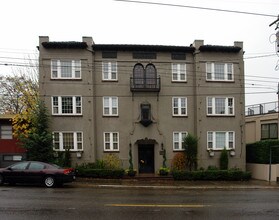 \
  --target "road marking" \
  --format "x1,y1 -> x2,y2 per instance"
105,204 -> 211,208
